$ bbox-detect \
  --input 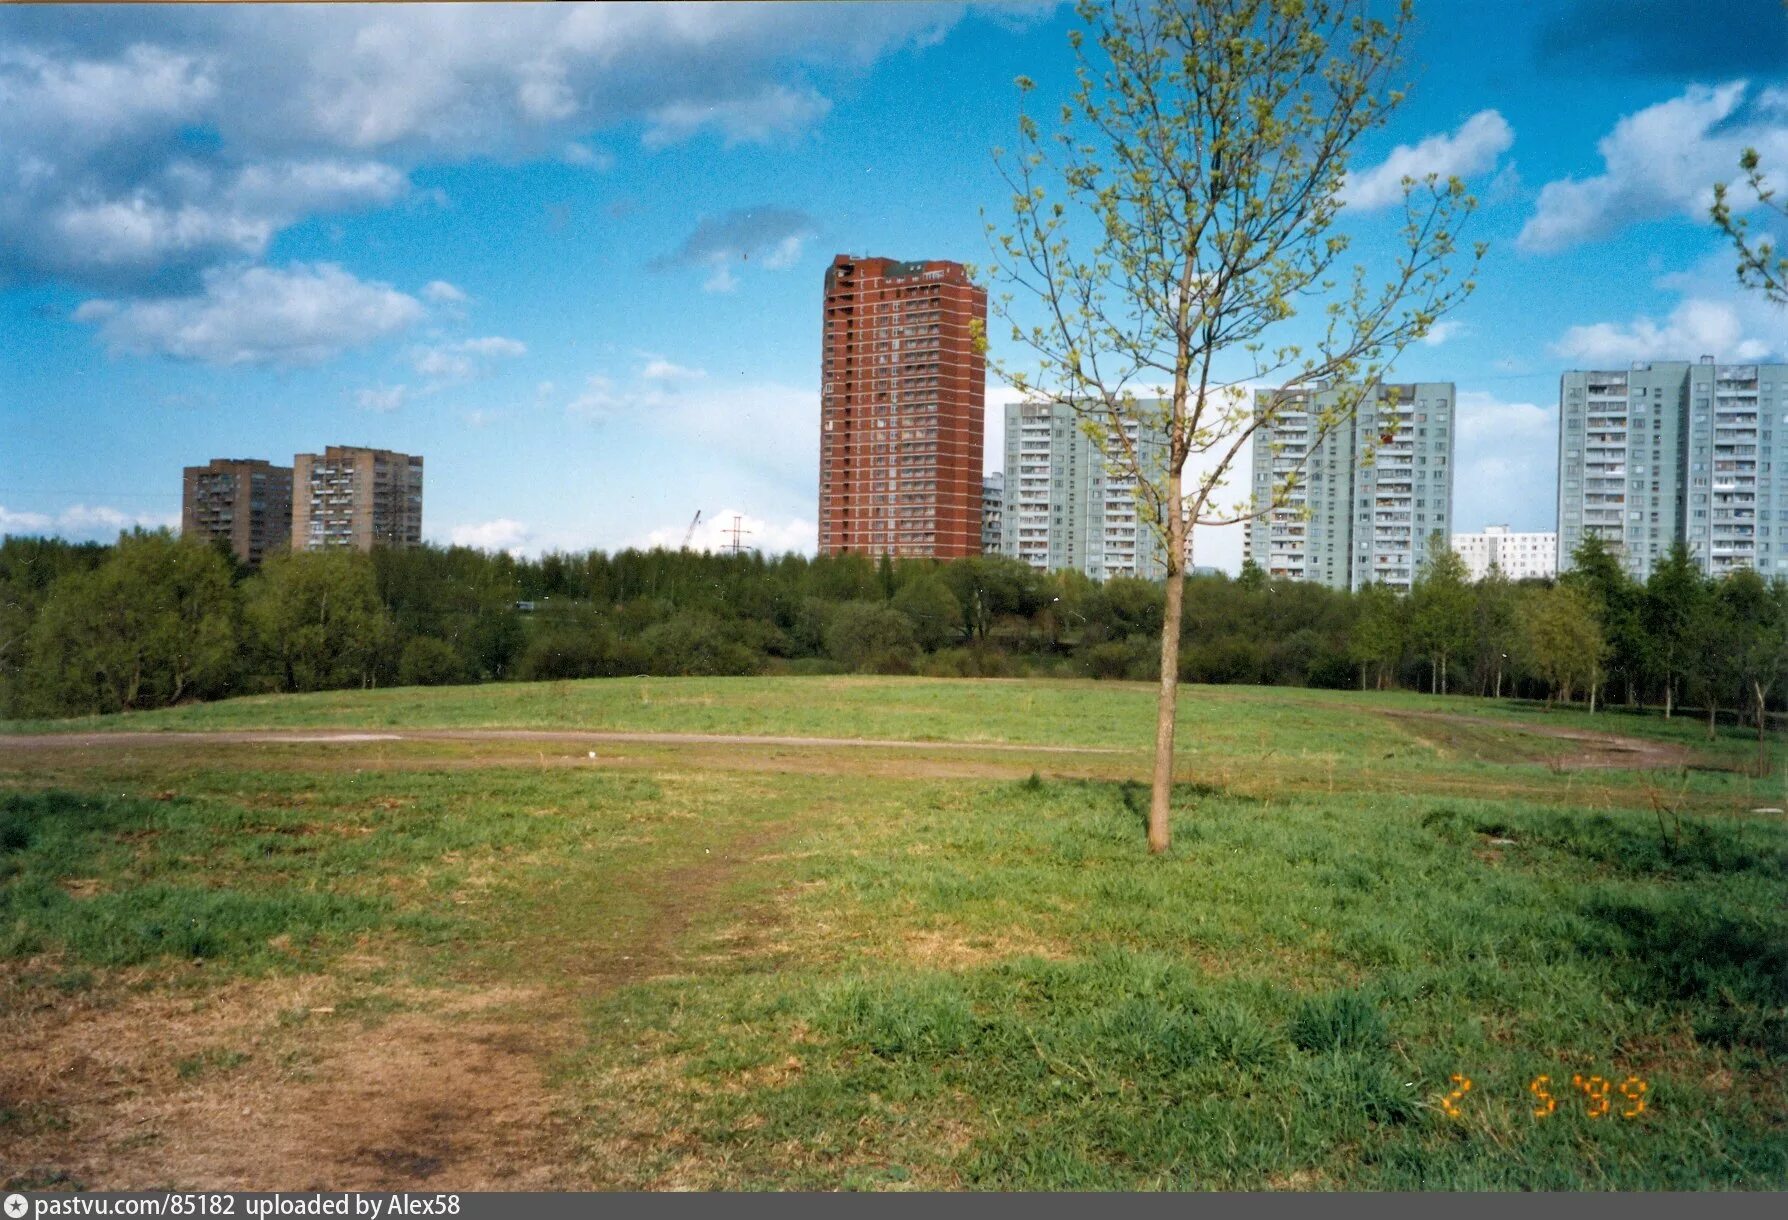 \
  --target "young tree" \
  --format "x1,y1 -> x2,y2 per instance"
1712,150 -> 1788,304
1563,534 -> 1642,708
1520,582 -> 1605,709
1470,564 -> 1519,699
22,531 -> 239,715
988,0 -> 1481,850
1641,542 -> 1707,719
246,550 -> 391,692
1409,536 -> 1473,695
1348,582 -> 1403,691
1717,569 -> 1788,746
